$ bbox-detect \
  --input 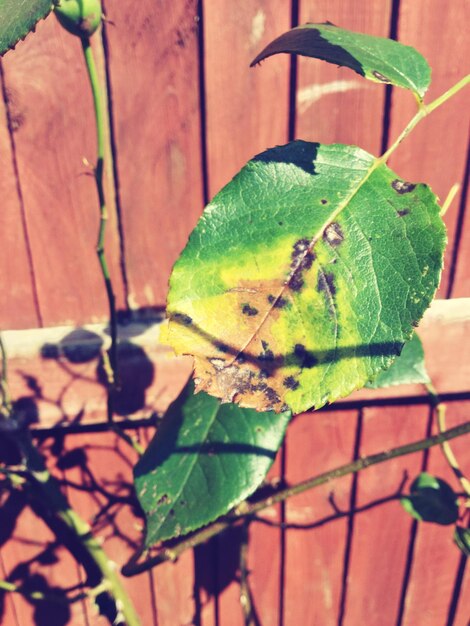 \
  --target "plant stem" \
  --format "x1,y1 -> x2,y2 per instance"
16,430 -> 141,626
0,332 -> 11,416
122,418 -> 470,576
426,383 -> 470,499
379,74 -> 470,163
81,37 -> 143,458
81,37 -> 118,405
